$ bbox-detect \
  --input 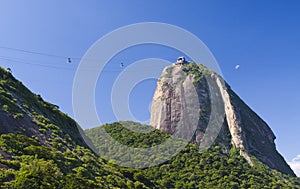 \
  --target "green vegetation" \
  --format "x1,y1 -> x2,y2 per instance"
85,121 -> 187,168
0,68 -> 149,188
2,122 -> 299,188
0,134 -> 140,188
0,67 -> 86,147
182,62 -> 214,84
85,121 -> 171,149
0,66 -> 299,188
86,122 -> 300,189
